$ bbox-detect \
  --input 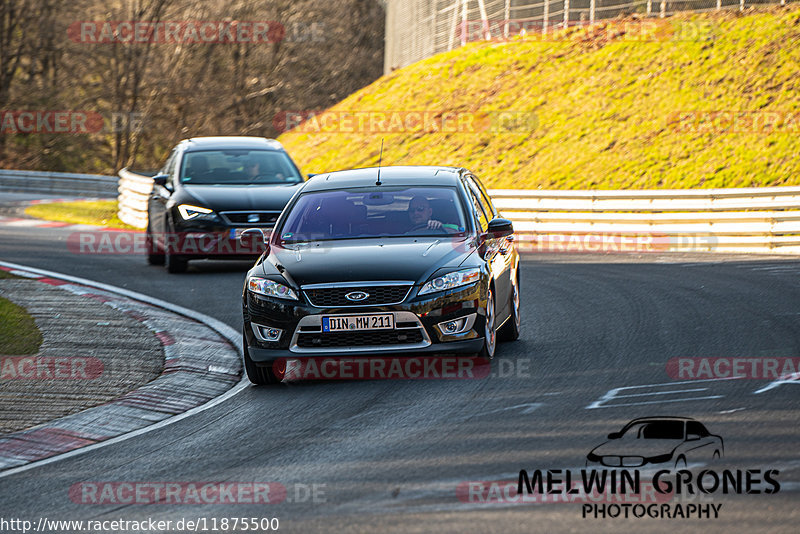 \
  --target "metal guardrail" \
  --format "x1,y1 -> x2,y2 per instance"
117,168 -> 155,229
490,187 -> 800,254
0,169 -> 117,198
